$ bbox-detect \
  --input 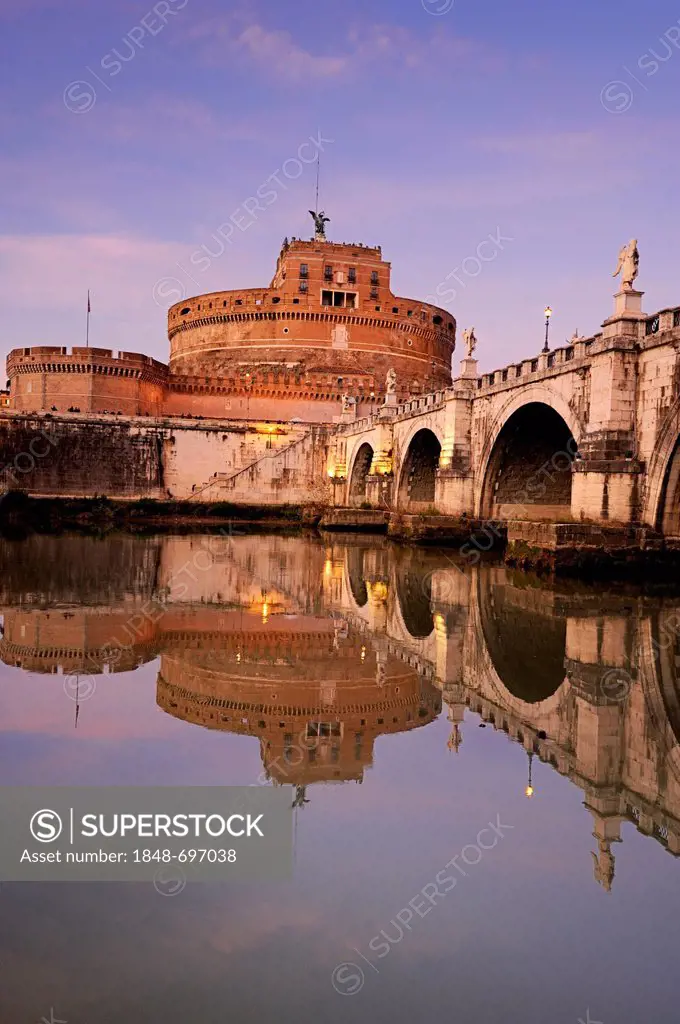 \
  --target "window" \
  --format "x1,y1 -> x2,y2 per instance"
299,263 -> 308,278
348,267 -> 356,283
370,289 -> 378,300
299,281 -> 308,293
433,314 -> 443,325
392,306 -> 399,314
371,271 -> 379,285
322,290 -> 357,308
180,307 -> 191,315
324,265 -> 333,281
307,722 -> 342,738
